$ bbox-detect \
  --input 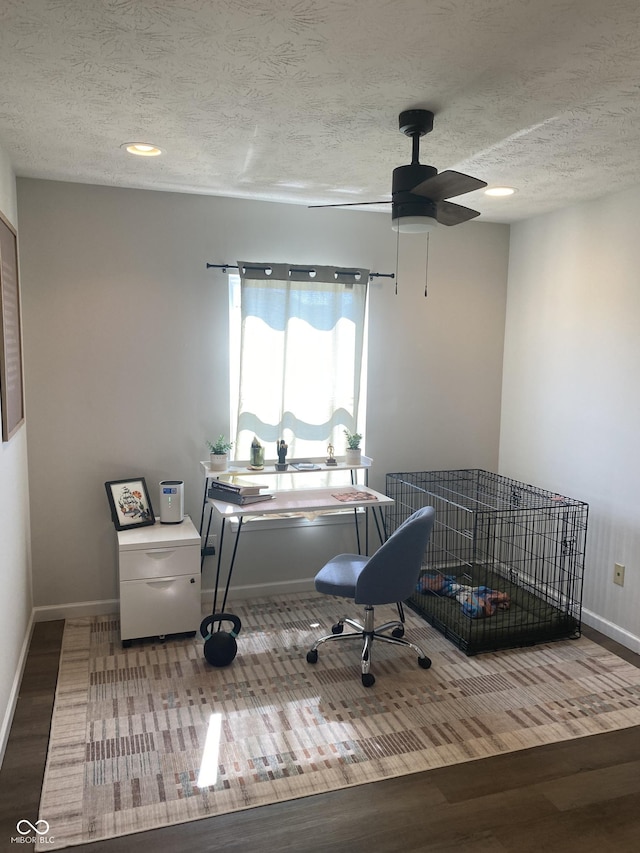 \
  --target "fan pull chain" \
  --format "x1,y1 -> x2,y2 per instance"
425,232 -> 430,298
395,225 -> 400,294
